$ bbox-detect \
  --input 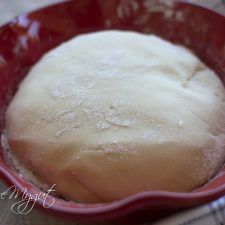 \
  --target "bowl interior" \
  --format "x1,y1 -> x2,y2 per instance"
0,0 -> 225,222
